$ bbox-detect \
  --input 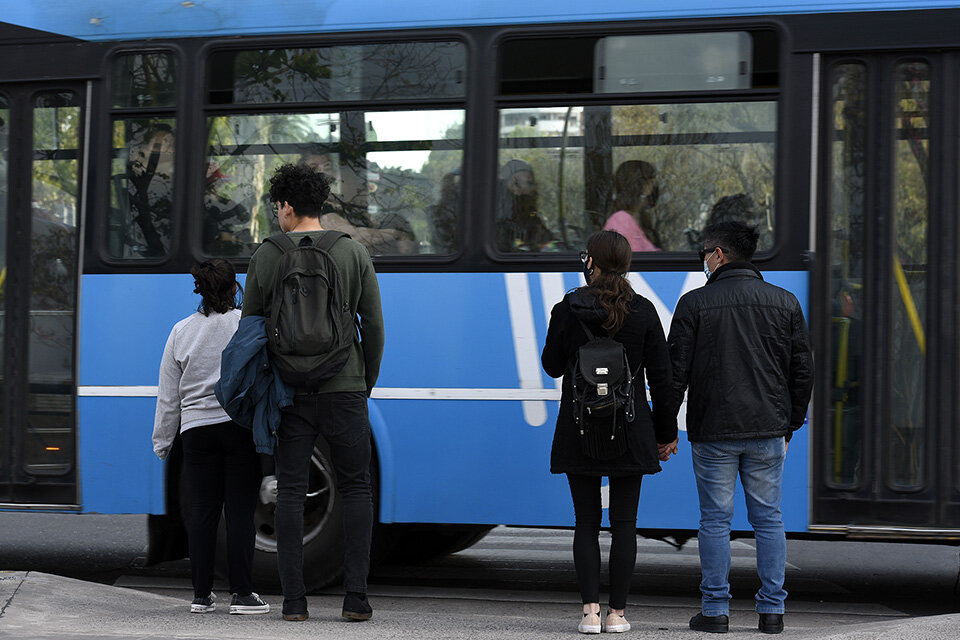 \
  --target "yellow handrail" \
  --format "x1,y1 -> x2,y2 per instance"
893,257 -> 926,356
